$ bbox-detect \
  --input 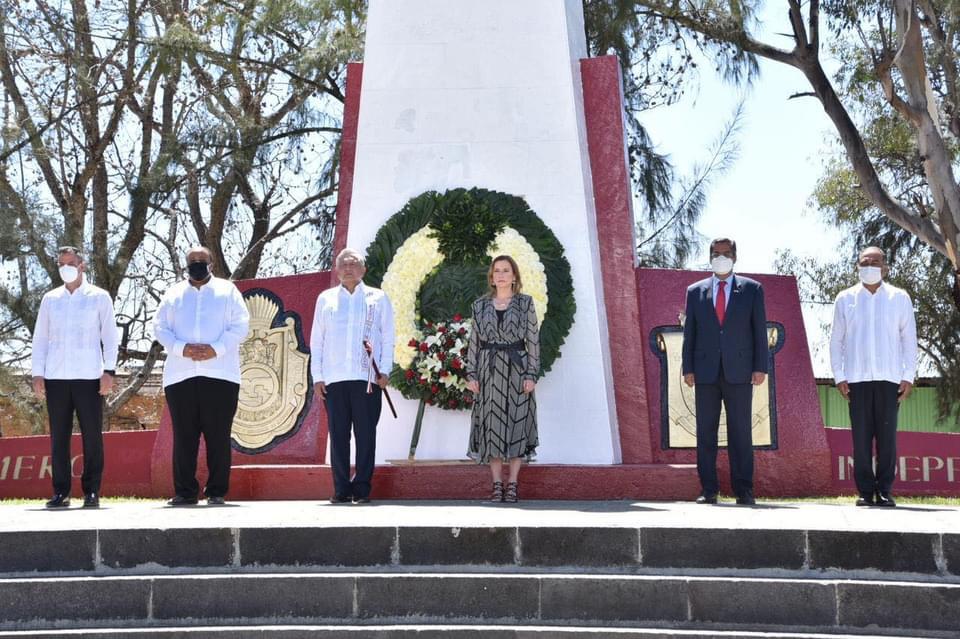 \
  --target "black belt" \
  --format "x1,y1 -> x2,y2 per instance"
479,340 -> 526,376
